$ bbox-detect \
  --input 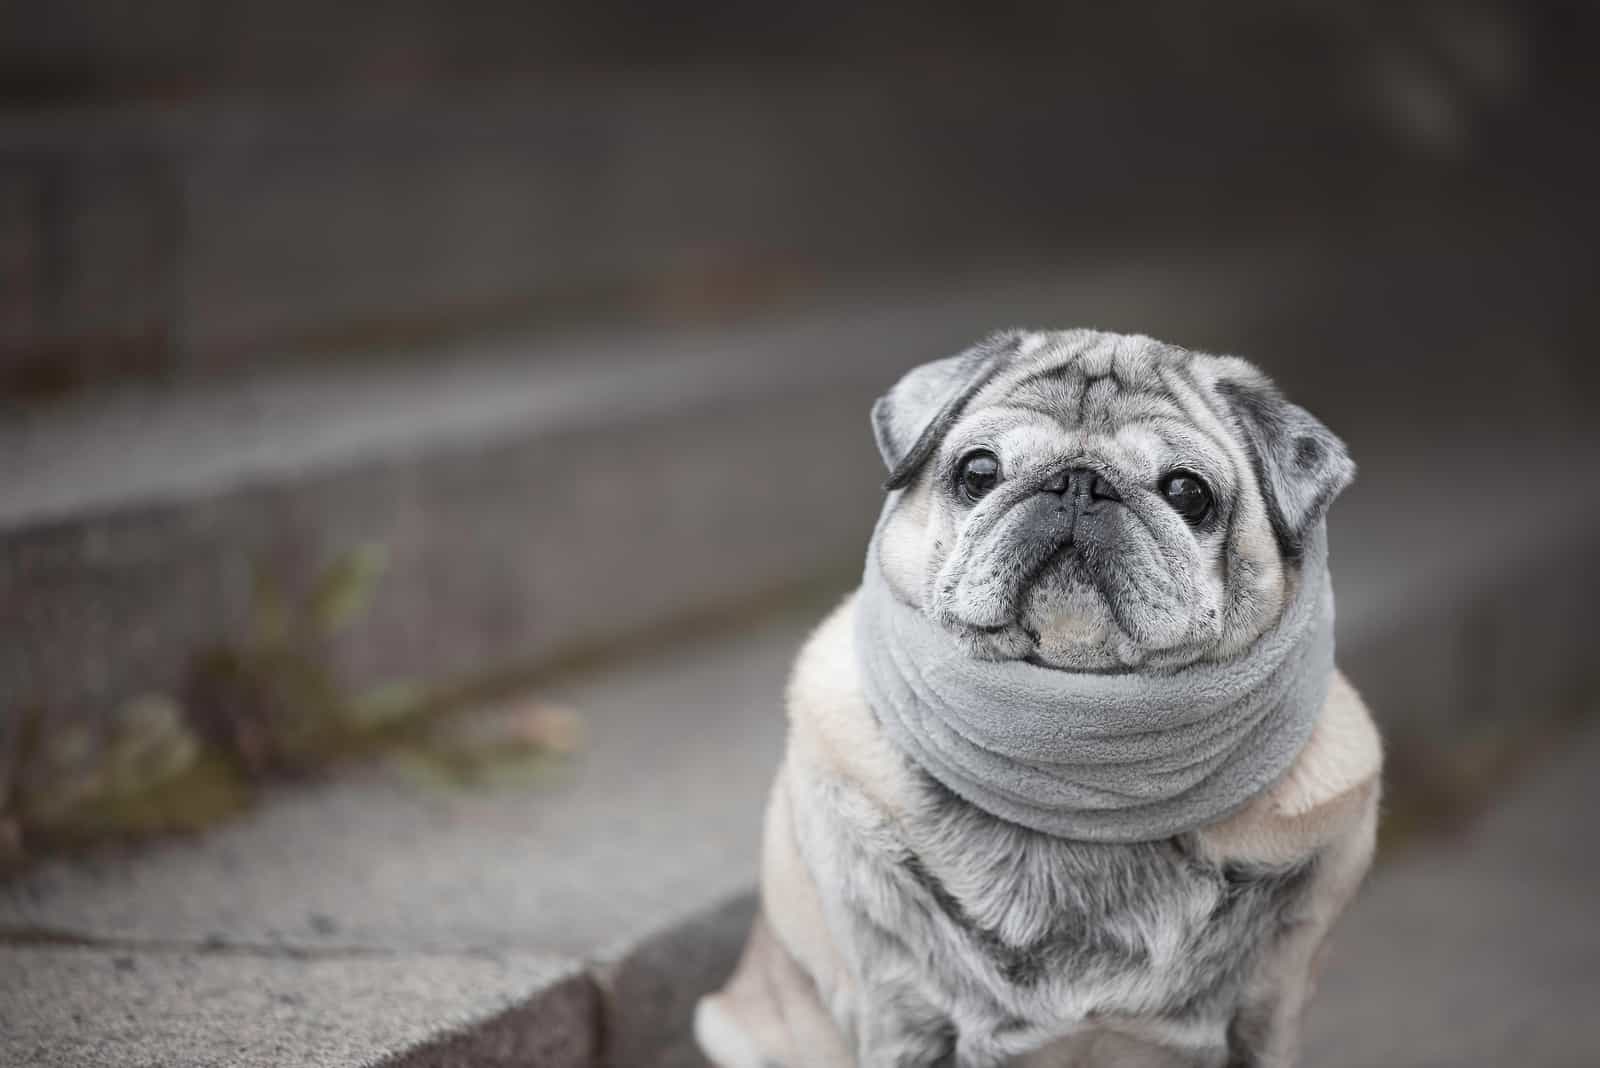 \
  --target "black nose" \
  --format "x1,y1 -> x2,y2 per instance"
1040,468 -> 1122,503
